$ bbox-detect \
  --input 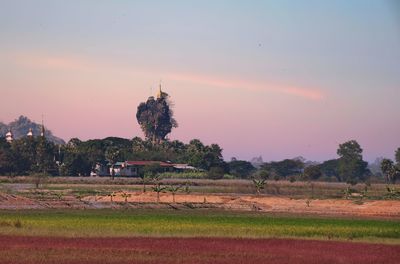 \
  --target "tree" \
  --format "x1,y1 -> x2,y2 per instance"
252,179 -> 266,195
0,138 -> 13,175
396,148 -> 400,167
381,158 -> 398,184
228,159 -> 256,179
140,163 -> 164,193
252,169 -> 269,180
121,192 -> 131,203
319,159 -> 340,179
261,159 -> 304,178
337,140 -> 369,184
142,163 -> 164,179
35,137 -> 57,175
167,185 -> 181,203
152,185 -> 166,203
303,165 -> 322,181
60,152 -> 91,176
108,192 -> 116,202
105,146 -> 120,180
136,90 -> 178,144
208,166 -> 225,180
139,173 -> 150,193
